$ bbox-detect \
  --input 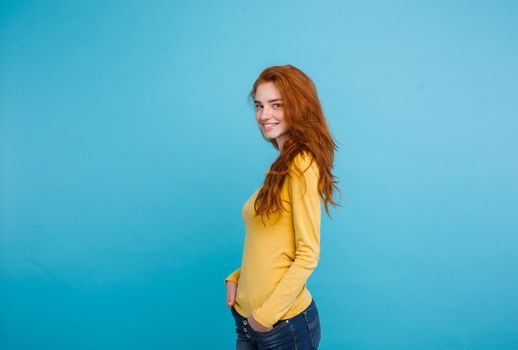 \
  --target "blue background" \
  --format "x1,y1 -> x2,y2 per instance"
1,1 -> 517,349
